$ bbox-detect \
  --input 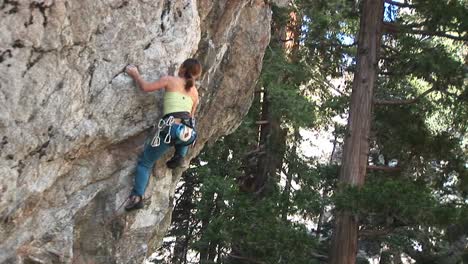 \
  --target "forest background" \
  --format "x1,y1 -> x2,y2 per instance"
152,0 -> 467,263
